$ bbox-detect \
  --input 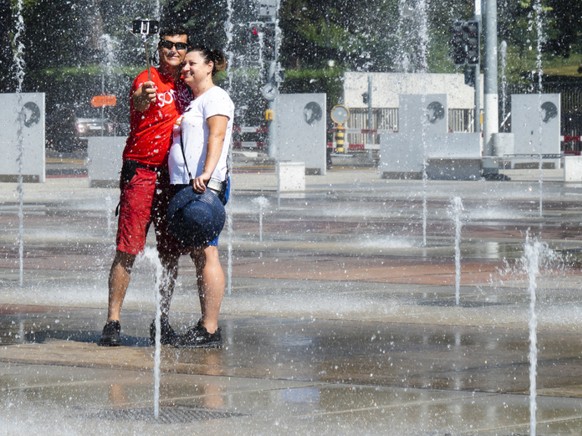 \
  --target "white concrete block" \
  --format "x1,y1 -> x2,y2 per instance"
277,161 -> 305,192
87,136 -> 125,187
563,156 -> 582,182
492,133 -> 514,156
